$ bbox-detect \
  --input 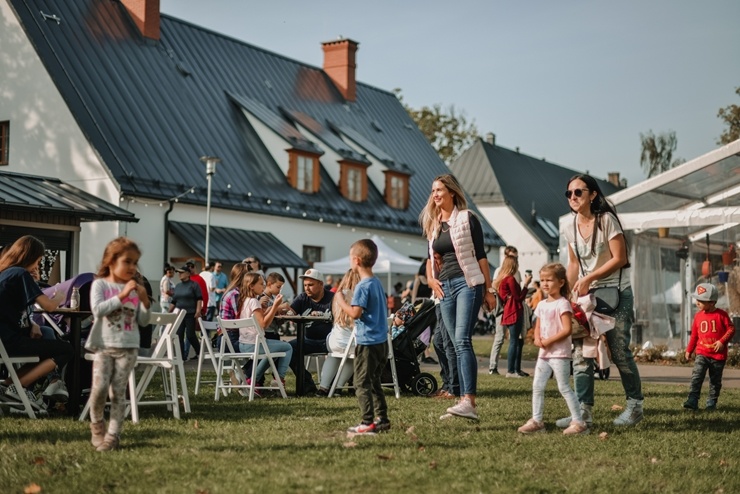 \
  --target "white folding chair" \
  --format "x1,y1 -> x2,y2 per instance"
0,338 -> 41,418
305,352 -> 325,381
78,310 -> 187,423
328,321 -> 401,399
215,316 -> 288,401
132,310 -> 190,419
194,319 -> 220,394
